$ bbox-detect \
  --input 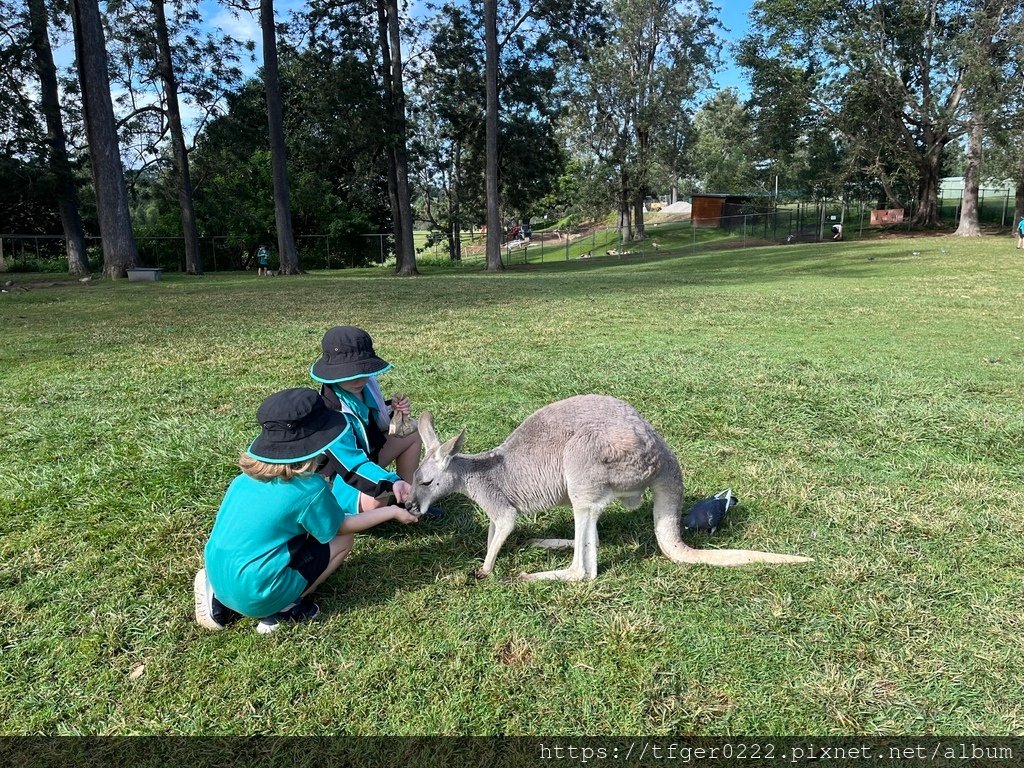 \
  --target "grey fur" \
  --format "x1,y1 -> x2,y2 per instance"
411,395 -> 812,580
